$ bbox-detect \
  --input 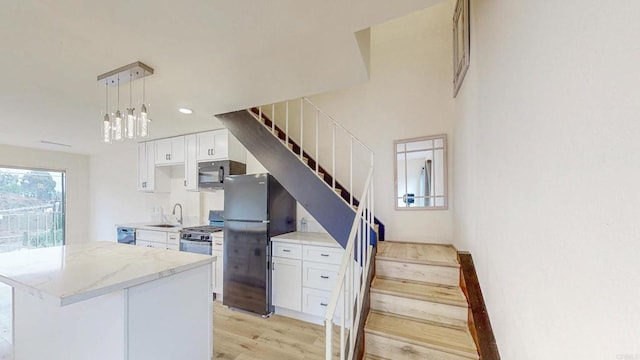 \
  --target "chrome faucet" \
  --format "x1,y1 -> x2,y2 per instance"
172,203 -> 183,225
